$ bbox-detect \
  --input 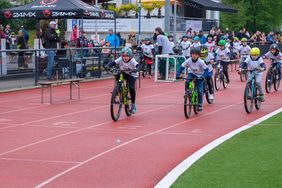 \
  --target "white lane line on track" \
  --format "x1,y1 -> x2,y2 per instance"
34,102 -> 242,188
0,88 -> 181,130
0,80 -> 170,116
0,157 -> 80,164
154,107 -> 282,188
